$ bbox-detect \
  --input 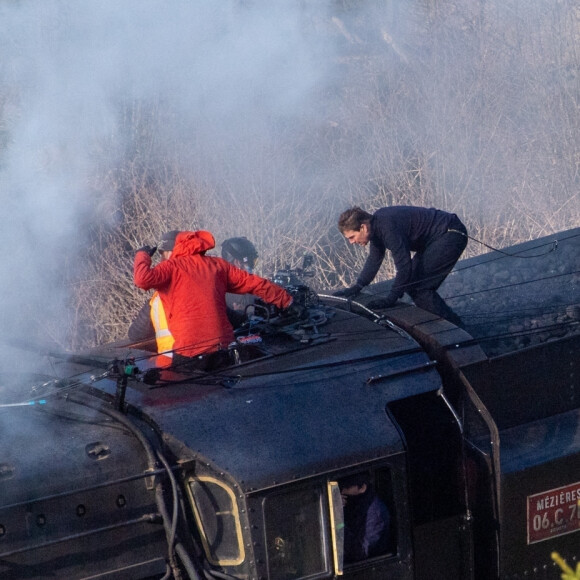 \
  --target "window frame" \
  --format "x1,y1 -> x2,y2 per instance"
186,475 -> 246,566
254,461 -> 405,580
